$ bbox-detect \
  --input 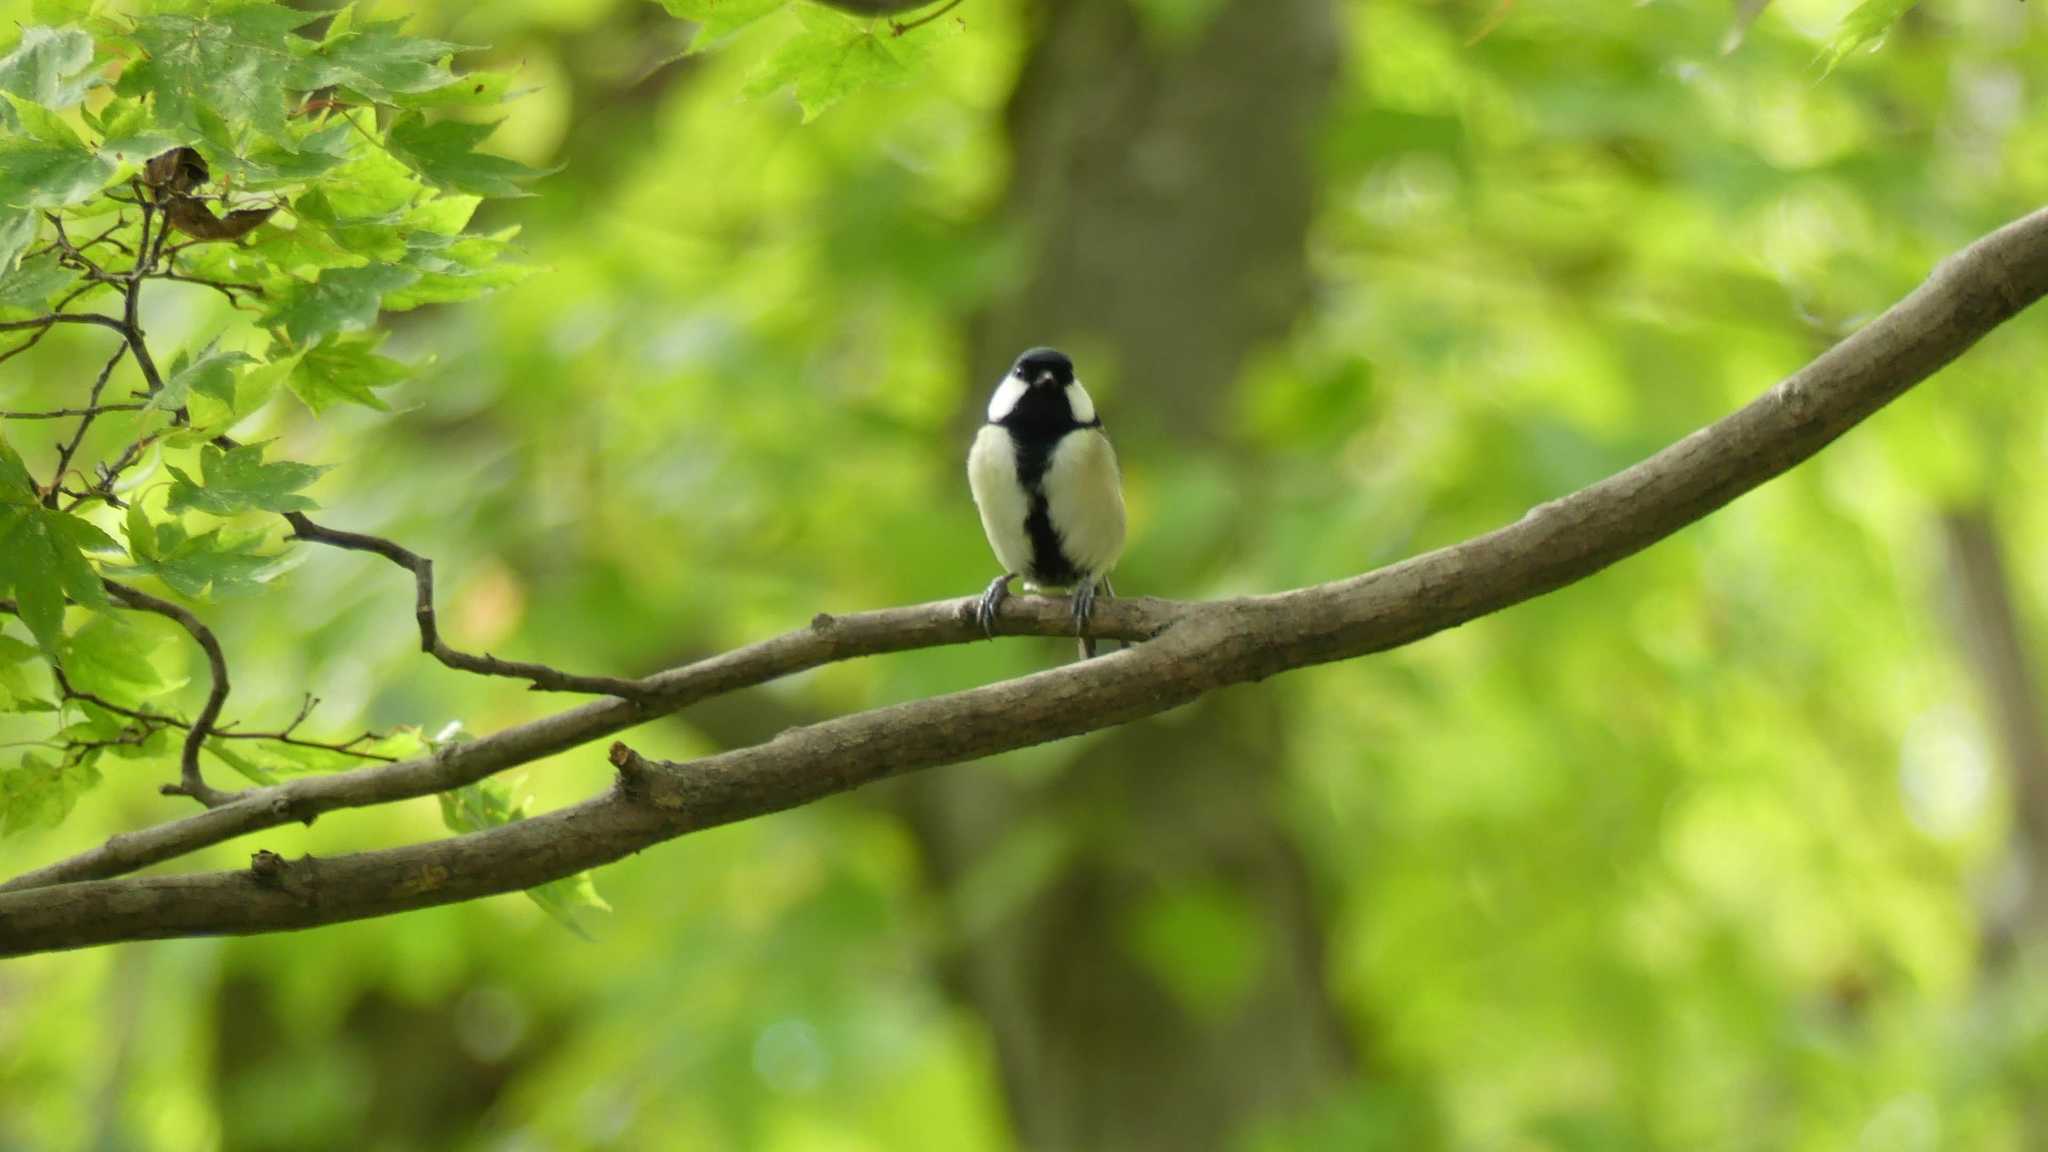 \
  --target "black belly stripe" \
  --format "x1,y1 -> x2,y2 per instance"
1024,495 -> 1080,587
1007,433 -> 1079,586
993,383 -> 1104,589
